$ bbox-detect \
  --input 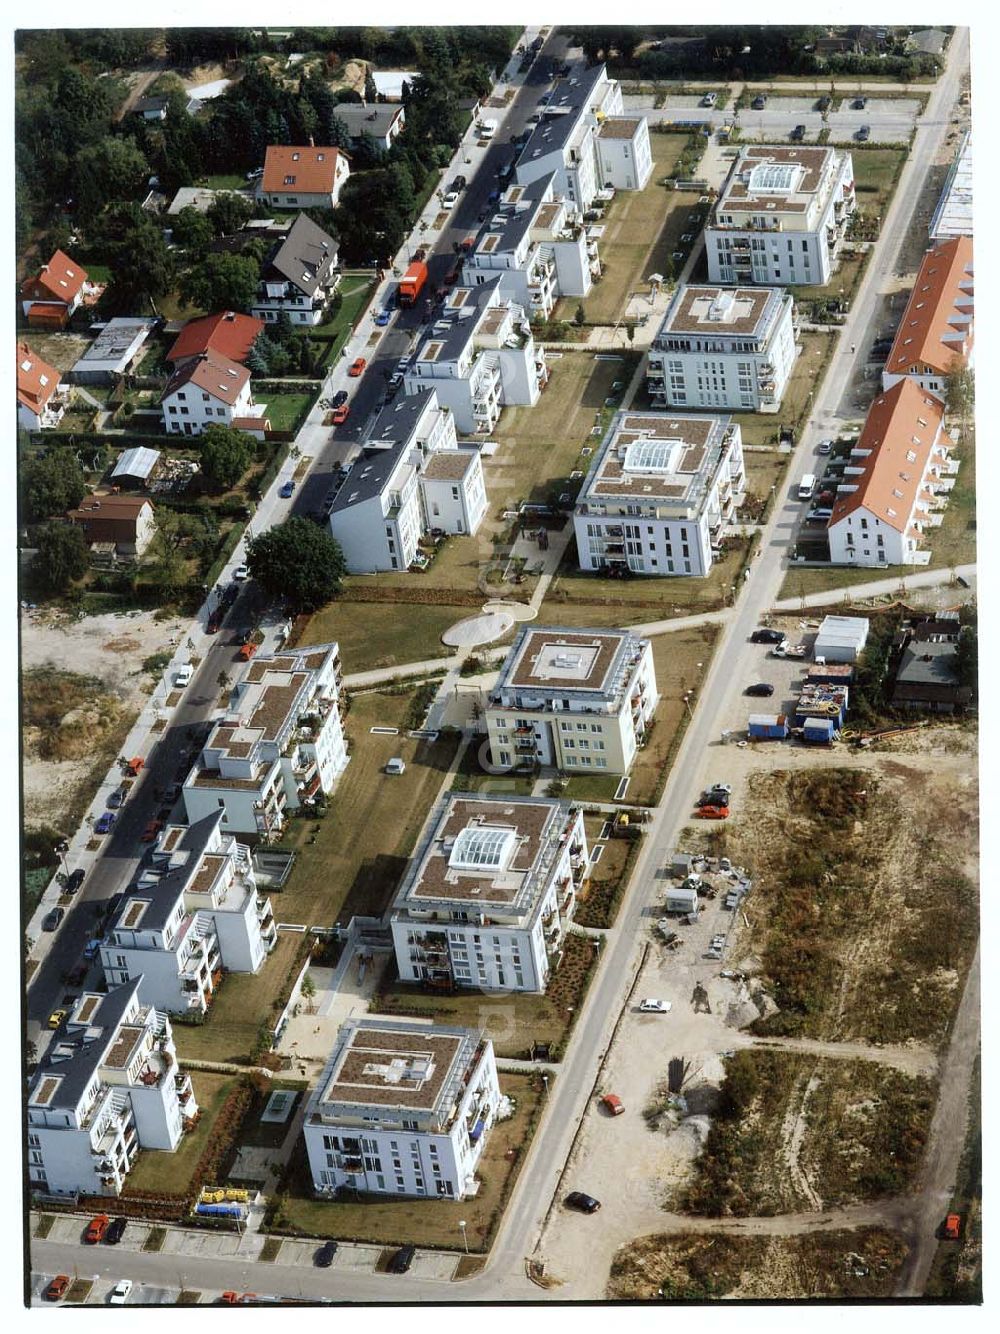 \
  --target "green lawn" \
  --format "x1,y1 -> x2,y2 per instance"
264,391 -> 316,432
269,687 -> 461,928
733,330 -> 837,447
126,1072 -> 238,1193
276,1072 -> 544,1251
301,600 -> 461,674
852,147 -> 909,213
553,133 -> 690,325
198,174 -> 253,192
450,740 -> 537,796
172,934 -> 306,1065
311,274 -> 376,365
